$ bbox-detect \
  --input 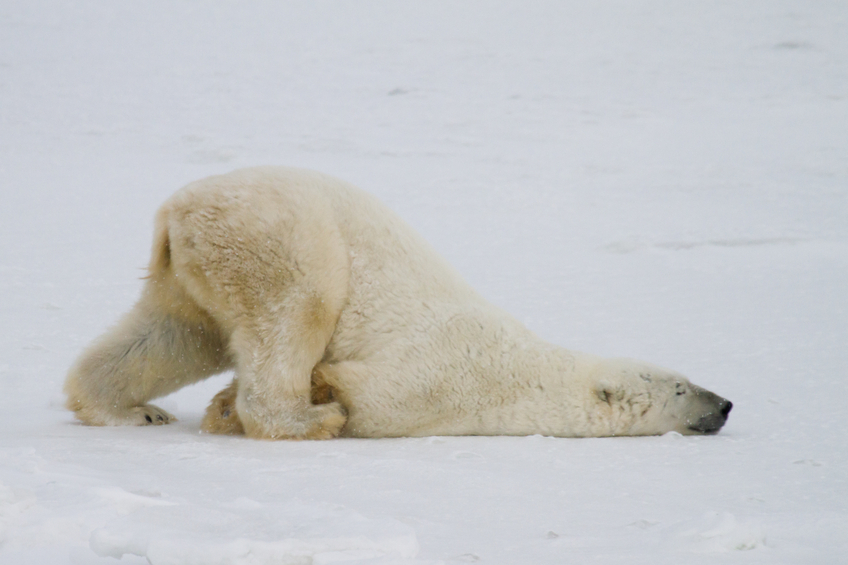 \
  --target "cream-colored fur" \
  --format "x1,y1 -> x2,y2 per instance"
65,167 -> 732,439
